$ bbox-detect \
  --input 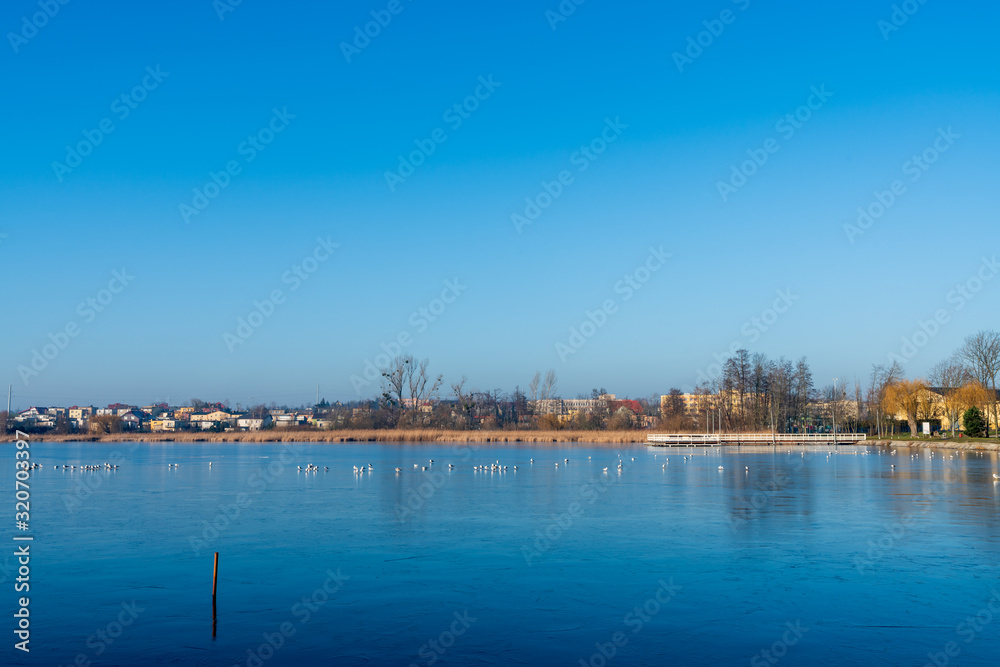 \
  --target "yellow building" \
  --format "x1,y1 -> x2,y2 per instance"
887,387 -> 996,432
150,419 -> 177,432
660,392 -> 724,416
